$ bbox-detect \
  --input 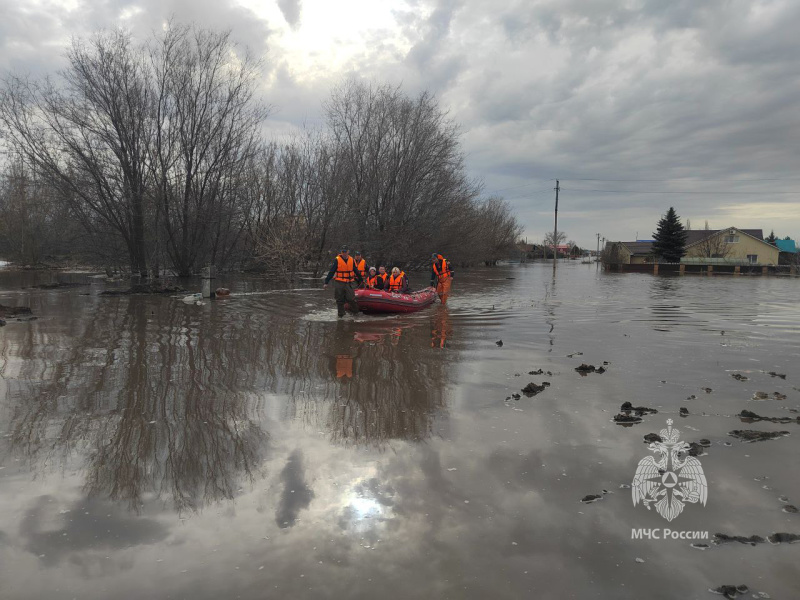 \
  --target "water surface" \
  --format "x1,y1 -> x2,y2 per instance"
0,264 -> 798,599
